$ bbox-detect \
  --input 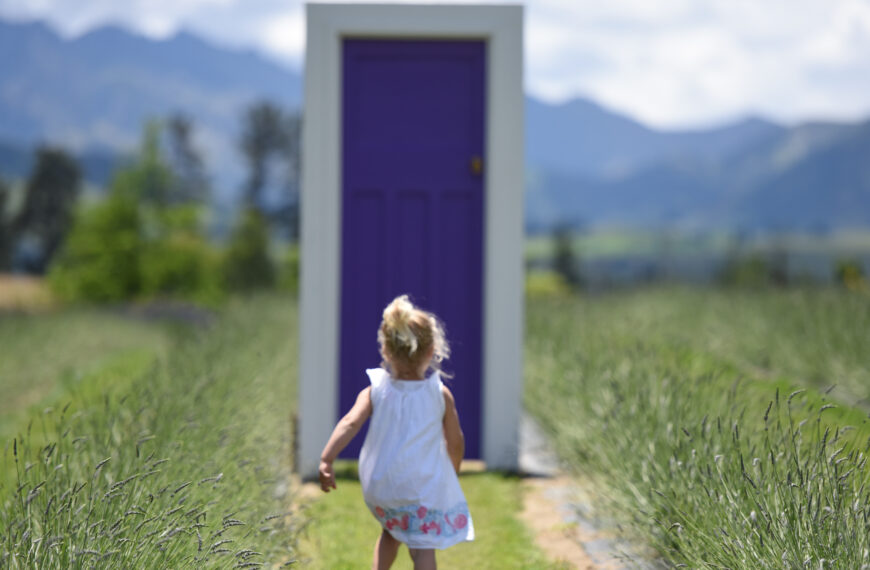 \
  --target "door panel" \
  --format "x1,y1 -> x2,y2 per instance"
340,39 -> 485,458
